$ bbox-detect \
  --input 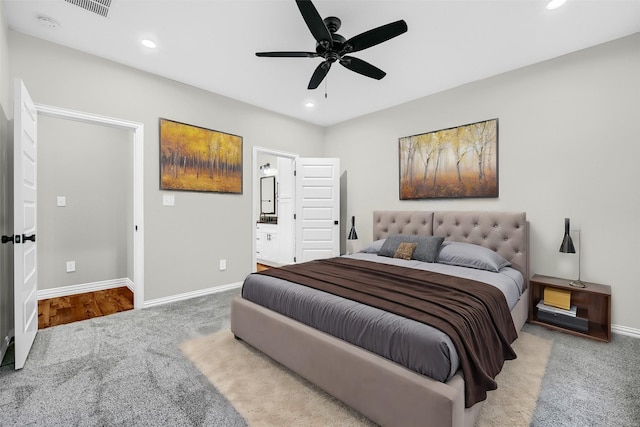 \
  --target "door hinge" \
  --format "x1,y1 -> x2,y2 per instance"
294,257 -> 297,263
293,214 -> 296,220
293,170 -> 296,176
